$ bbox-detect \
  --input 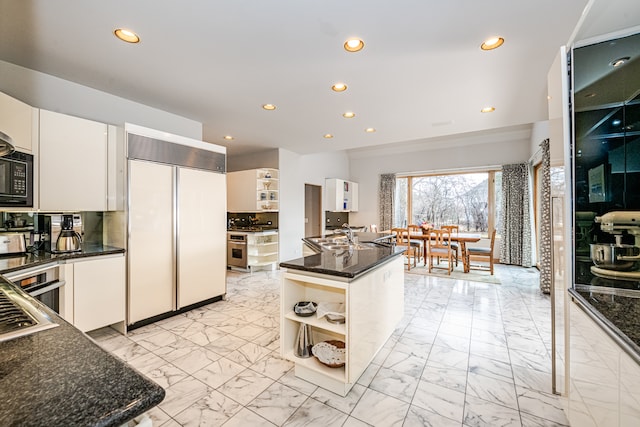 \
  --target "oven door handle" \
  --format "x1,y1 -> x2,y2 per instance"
4,263 -> 59,282
26,280 -> 66,297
